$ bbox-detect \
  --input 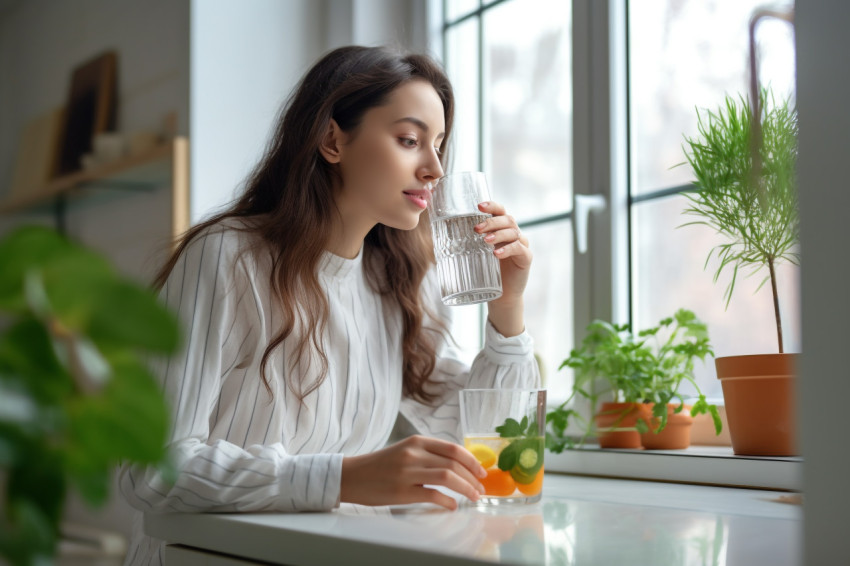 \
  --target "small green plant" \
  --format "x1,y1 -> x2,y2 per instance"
679,89 -> 799,353
546,309 -> 722,453
0,226 -> 178,565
